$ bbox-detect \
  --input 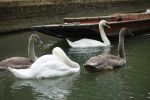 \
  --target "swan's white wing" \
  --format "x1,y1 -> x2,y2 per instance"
30,55 -> 59,70
34,61 -> 77,79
